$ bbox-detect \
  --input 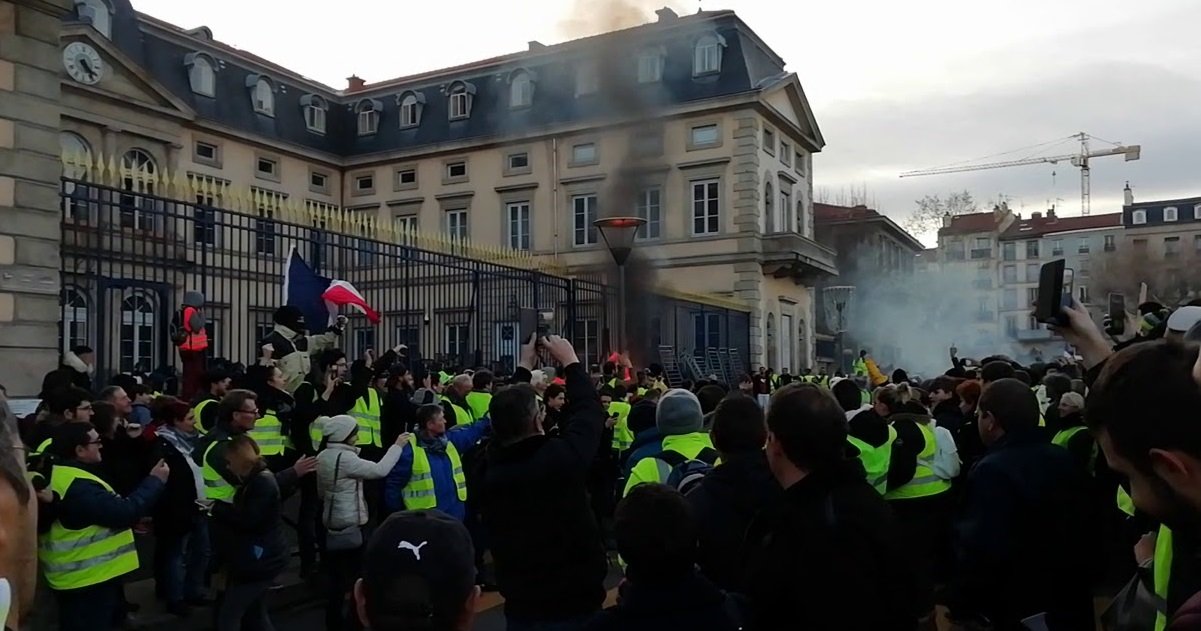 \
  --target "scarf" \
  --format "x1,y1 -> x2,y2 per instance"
420,433 -> 449,455
158,425 -> 198,457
